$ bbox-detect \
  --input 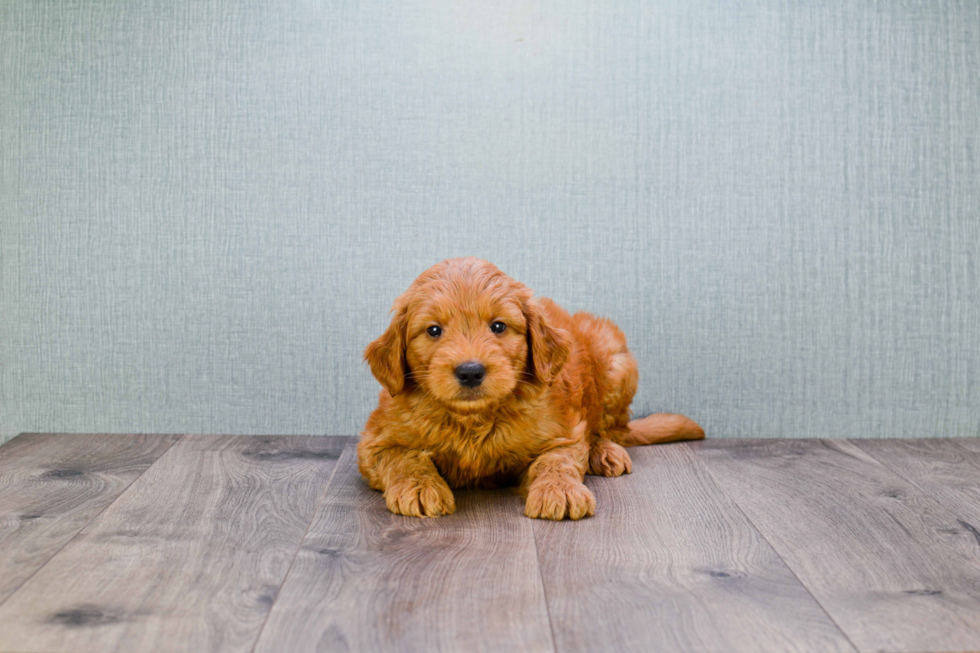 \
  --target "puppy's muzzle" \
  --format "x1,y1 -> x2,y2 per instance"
454,361 -> 485,388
